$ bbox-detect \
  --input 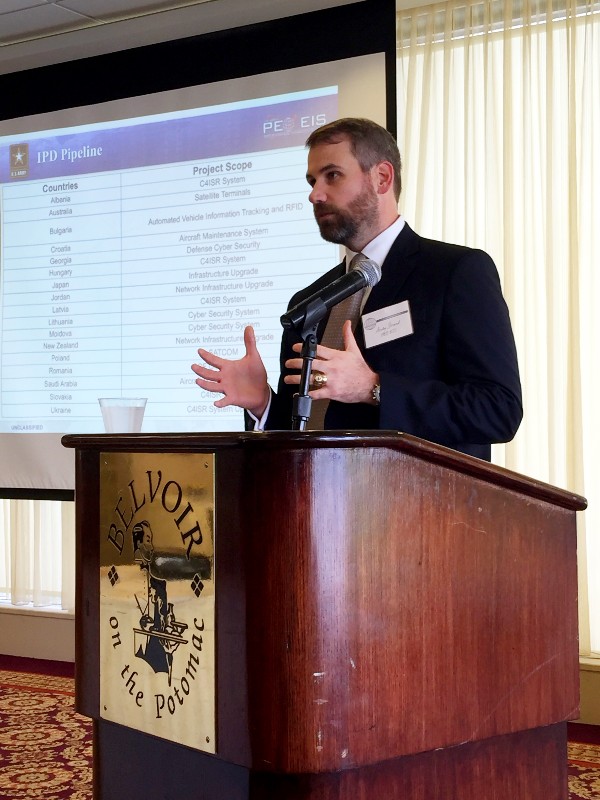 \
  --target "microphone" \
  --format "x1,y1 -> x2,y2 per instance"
280,256 -> 382,332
